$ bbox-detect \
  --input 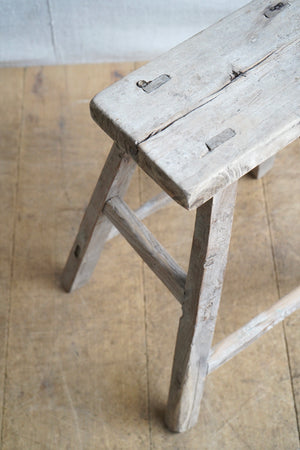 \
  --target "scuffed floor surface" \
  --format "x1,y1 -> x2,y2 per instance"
0,64 -> 299,449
